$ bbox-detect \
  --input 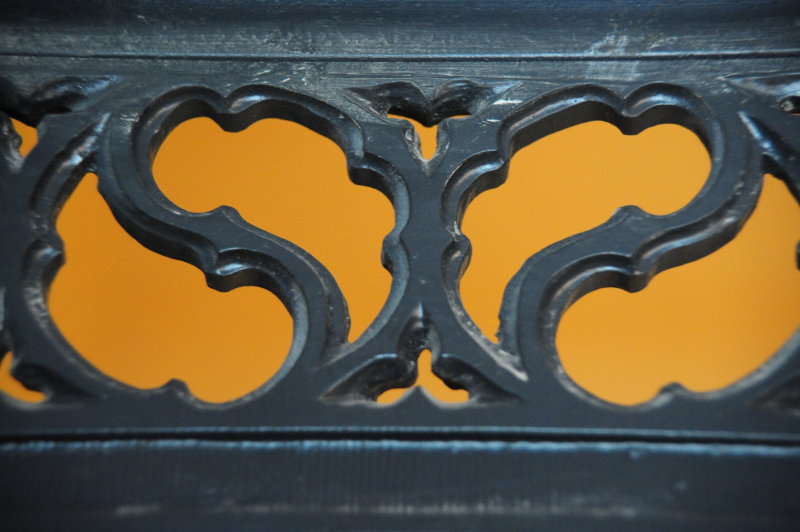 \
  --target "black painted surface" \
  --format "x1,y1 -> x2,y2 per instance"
3,439 -> 800,531
0,1 -> 799,528
2,1 -> 799,60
